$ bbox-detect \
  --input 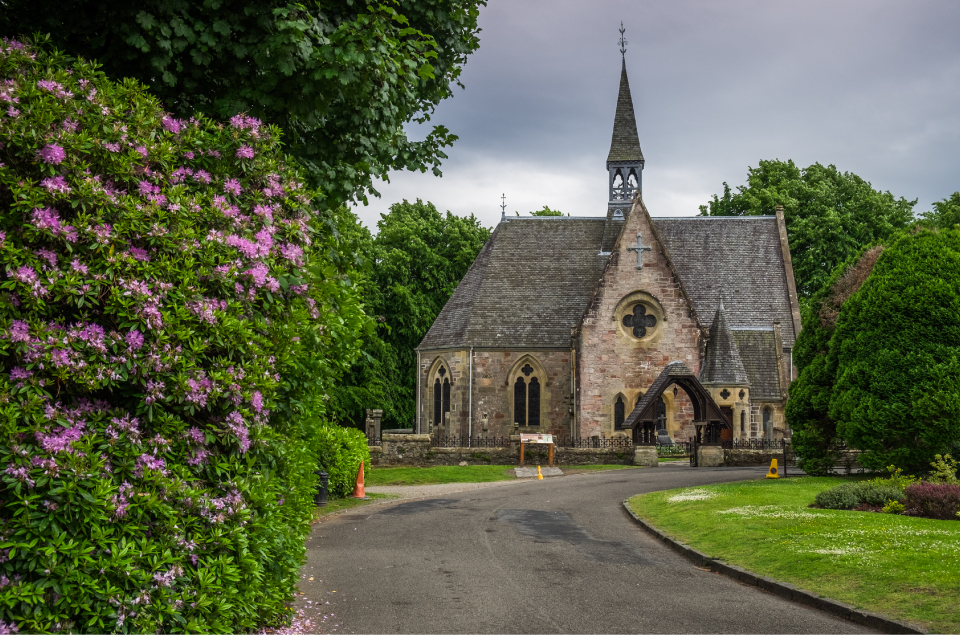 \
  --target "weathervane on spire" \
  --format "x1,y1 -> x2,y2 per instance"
618,21 -> 627,60
500,193 -> 507,221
